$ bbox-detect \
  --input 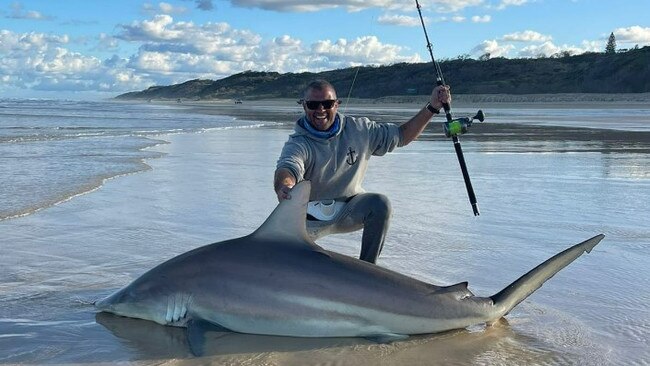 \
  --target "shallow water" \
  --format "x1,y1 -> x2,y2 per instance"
0,103 -> 649,365
0,99 -> 270,220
